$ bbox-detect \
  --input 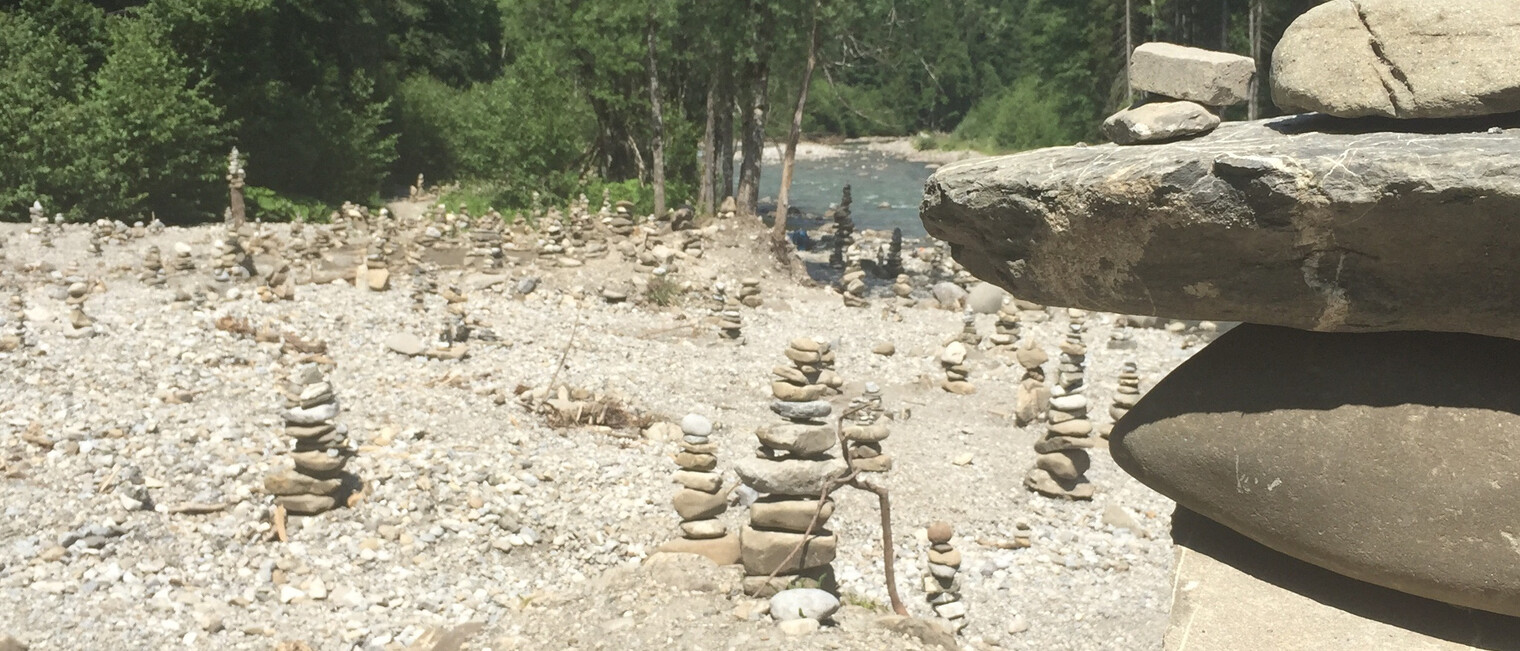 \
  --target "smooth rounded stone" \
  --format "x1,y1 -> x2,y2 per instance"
777,618 -> 820,636
871,342 -> 896,356
772,365 -> 809,384
932,282 -> 968,309
735,457 -> 848,497
940,341 -> 967,365
771,381 -> 826,402
681,434 -> 711,446
1036,450 -> 1091,481
739,526 -> 837,575
1112,324 -> 1520,617
928,521 -> 952,544
784,347 -> 823,365
291,451 -> 347,473
1128,42 -> 1255,106
1047,409 -> 1076,425
385,333 -> 425,357
280,402 -> 338,426
657,532 -> 740,566
1272,0 -> 1520,119
1033,435 -> 1097,454
1025,468 -> 1095,500
600,289 -> 626,302
929,548 -> 962,568
922,119 -> 1520,341
928,563 -> 957,580
680,519 -> 728,539
680,413 -> 713,438
770,588 -> 841,622
755,423 -> 837,456
673,489 -> 728,521
935,601 -> 969,621
751,497 -> 834,532
769,400 -> 831,421
852,455 -> 893,473
277,494 -> 337,515
842,423 -> 890,443
1113,392 -> 1142,408
1048,394 -> 1088,411
285,423 -> 336,440
264,470 -> 341,496
673,452 -> 718,472
1048,419 -> 1093,437
674,470 -> 722,493
966,282 -> 1007,314
789,337 -> 821,353
940,380 -> 976,395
